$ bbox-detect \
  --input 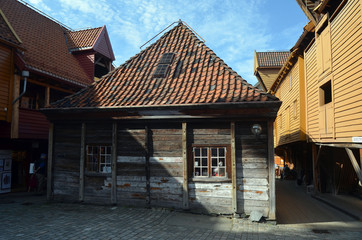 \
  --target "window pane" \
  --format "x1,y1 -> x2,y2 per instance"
195,168 -> 201,176
212,158 -> 217,166
219,158 -> 225,166
106,156 -> 111,164
202,157 -> 208,166
107,146 -> 112,153
219,168 -> 225,177
211,148 -> 218,157
219,148 -> 225,156
202,168 -> 208,176
195,148 -> 200,157
202,148 -> 208,156
100,146 -> 105,154
93,147 -> 98,154
195,158 -> 200,167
